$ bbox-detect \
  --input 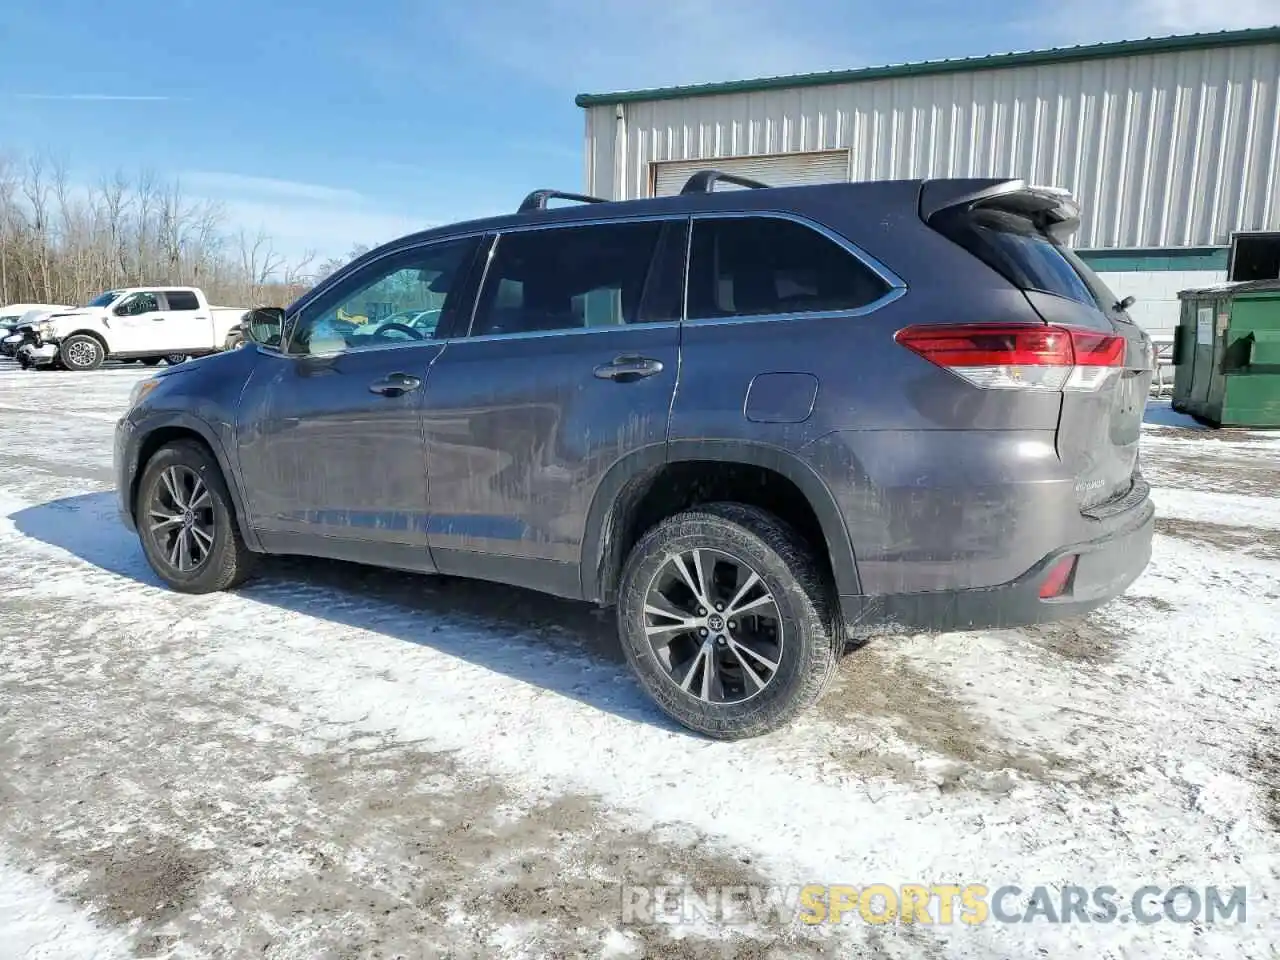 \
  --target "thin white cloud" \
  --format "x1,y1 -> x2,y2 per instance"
182,171 -> 365,205
1128,0 -> 1278,33
9,93 -> 178,101
422,0 -> 858,91
176,171 -> 425,264
214,195 -> 428,265
1040,0 -> 1277,43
